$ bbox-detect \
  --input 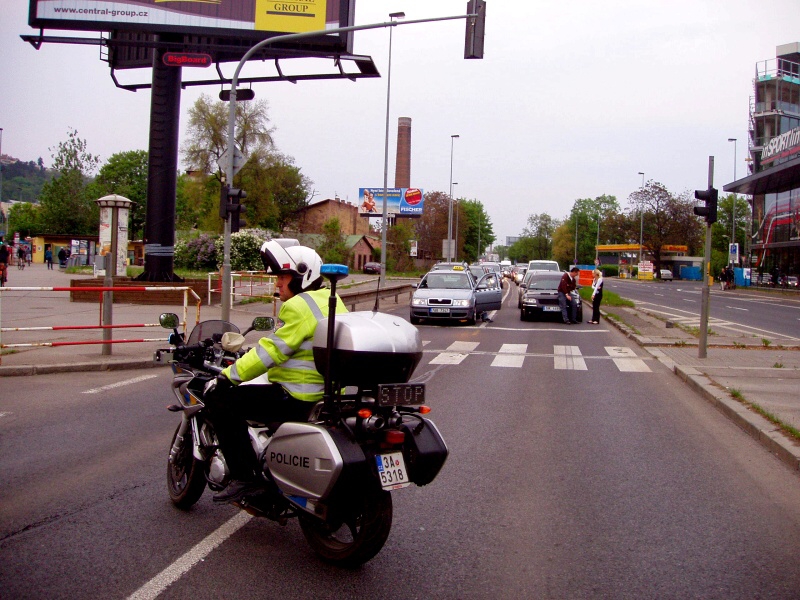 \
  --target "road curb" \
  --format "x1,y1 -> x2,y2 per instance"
0,359 -> 168,377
